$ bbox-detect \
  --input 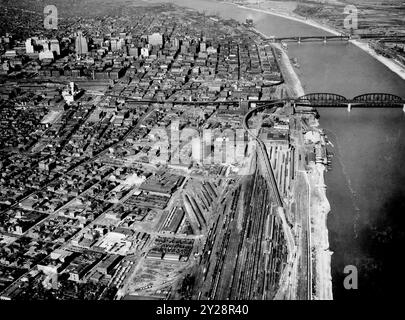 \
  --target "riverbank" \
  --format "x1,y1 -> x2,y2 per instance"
250,26 -> 304,98
227,1 -> 405,81
271,41 -> 305,98
227,1 -> 340,35
269,38 -> 332,300
307,164 -> 333,300
260,24 -> 333,298
252,7 -> 333,299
